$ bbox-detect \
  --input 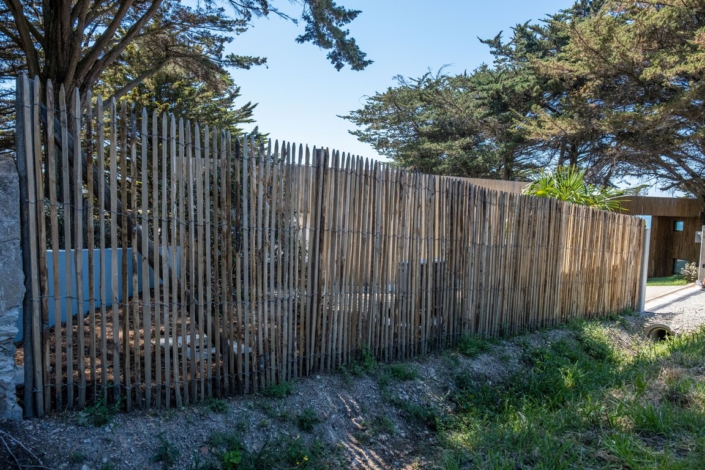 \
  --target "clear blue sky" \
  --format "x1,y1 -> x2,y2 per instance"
225,0 -> 576,161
